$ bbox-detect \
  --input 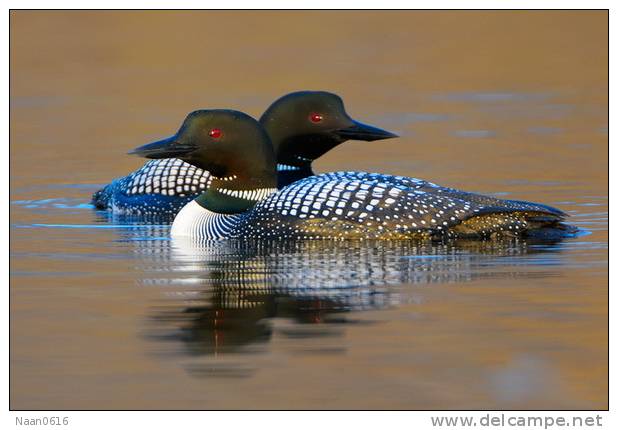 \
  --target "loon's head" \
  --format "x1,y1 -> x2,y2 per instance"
260,91 -> 398,169
130,109 -> 276,181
